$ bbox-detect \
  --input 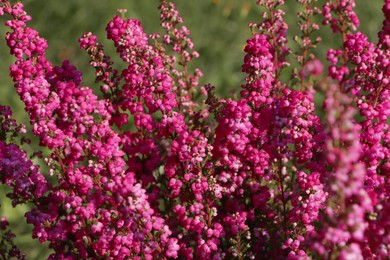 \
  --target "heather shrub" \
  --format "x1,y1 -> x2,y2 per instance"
0,0 -> 389,259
